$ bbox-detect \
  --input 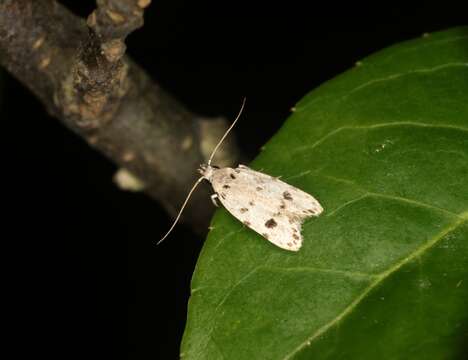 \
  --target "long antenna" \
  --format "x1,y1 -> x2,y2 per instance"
157,97 -> 246,245
157,176 -> 205,245
207,97 -> 246,165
